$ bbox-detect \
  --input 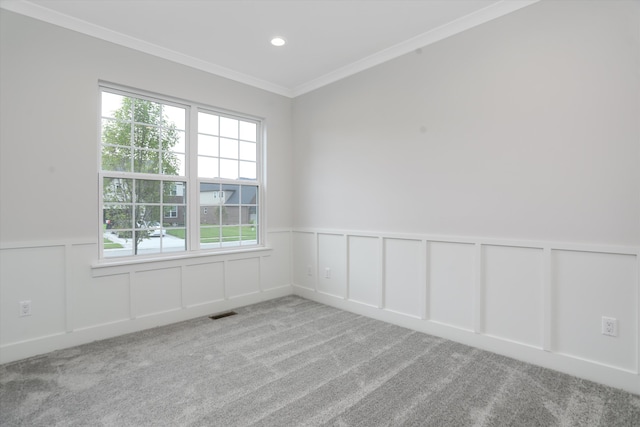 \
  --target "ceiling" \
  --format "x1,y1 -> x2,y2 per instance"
1,0 -> 538,97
